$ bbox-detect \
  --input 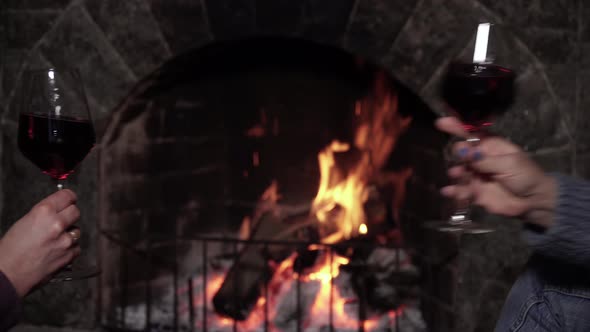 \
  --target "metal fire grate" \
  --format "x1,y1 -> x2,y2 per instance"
100,232 -> 427,332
